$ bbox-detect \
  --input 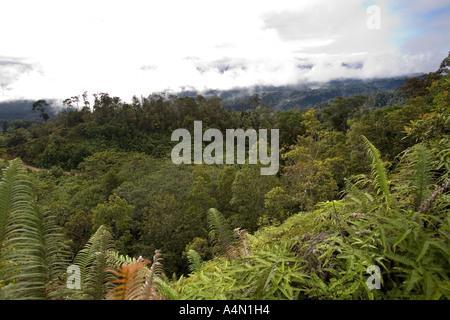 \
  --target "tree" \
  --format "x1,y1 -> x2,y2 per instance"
248,93 -> 262,110
282,110 -> 340,210
32,99 -> 50,121
230,164 -> 279,231
398,52 -> 449,99
321,95 -> 366,132
275,110 -> 305,147
142,193 -> 205,276
92,194 -> 133,254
